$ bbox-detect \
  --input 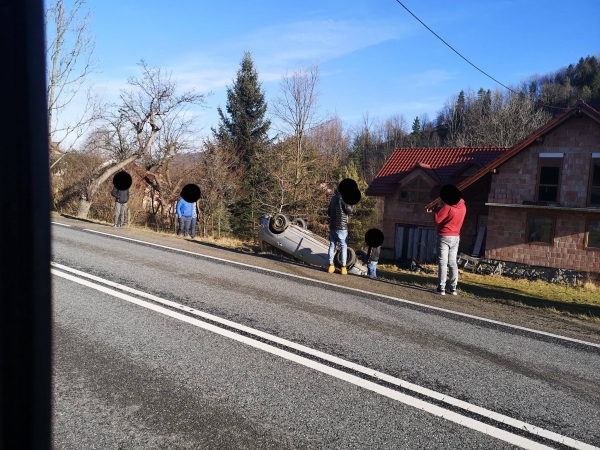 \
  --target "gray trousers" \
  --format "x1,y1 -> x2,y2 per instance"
178,217 -> 196,237
114,202 -> 126,225
437,235 -> 460,290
